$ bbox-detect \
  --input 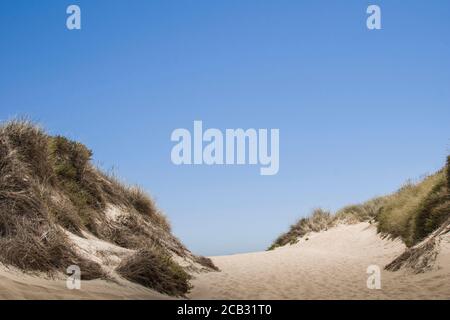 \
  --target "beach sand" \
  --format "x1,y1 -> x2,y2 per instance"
1,222 -> 449,299
189,223 -> 450,300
